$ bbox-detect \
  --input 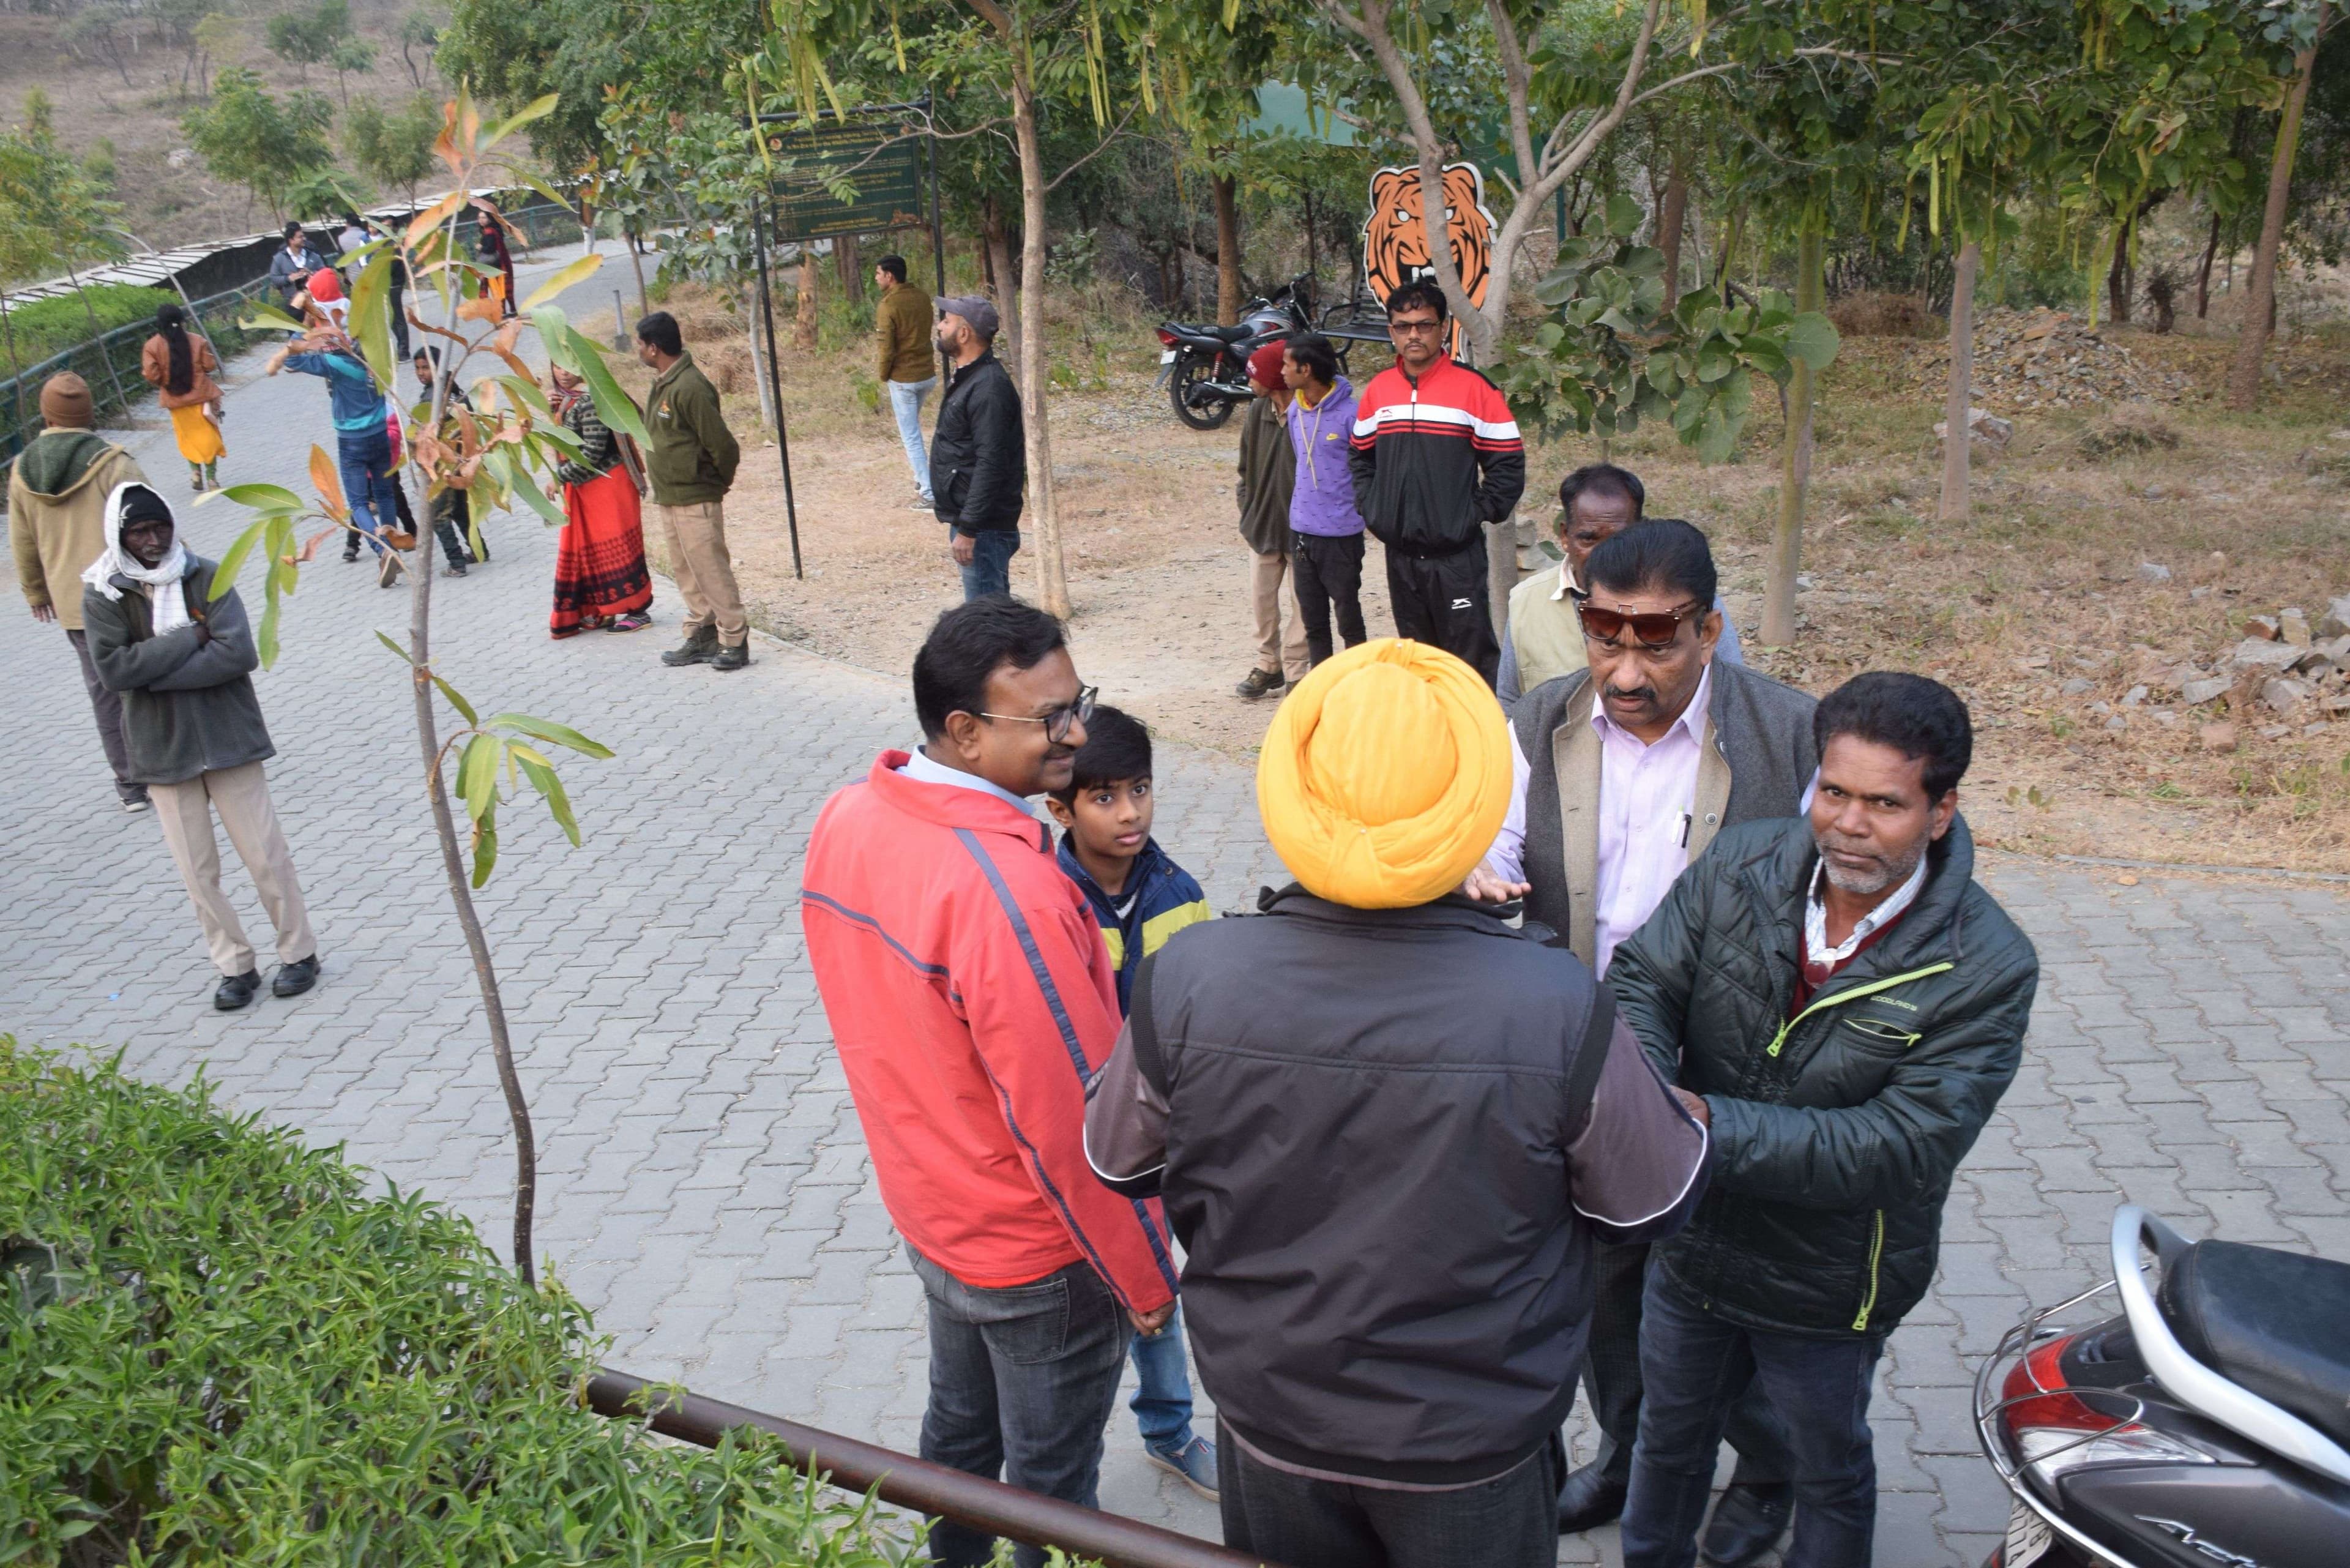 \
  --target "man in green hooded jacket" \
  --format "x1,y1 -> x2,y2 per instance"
9,371 -> 151,810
